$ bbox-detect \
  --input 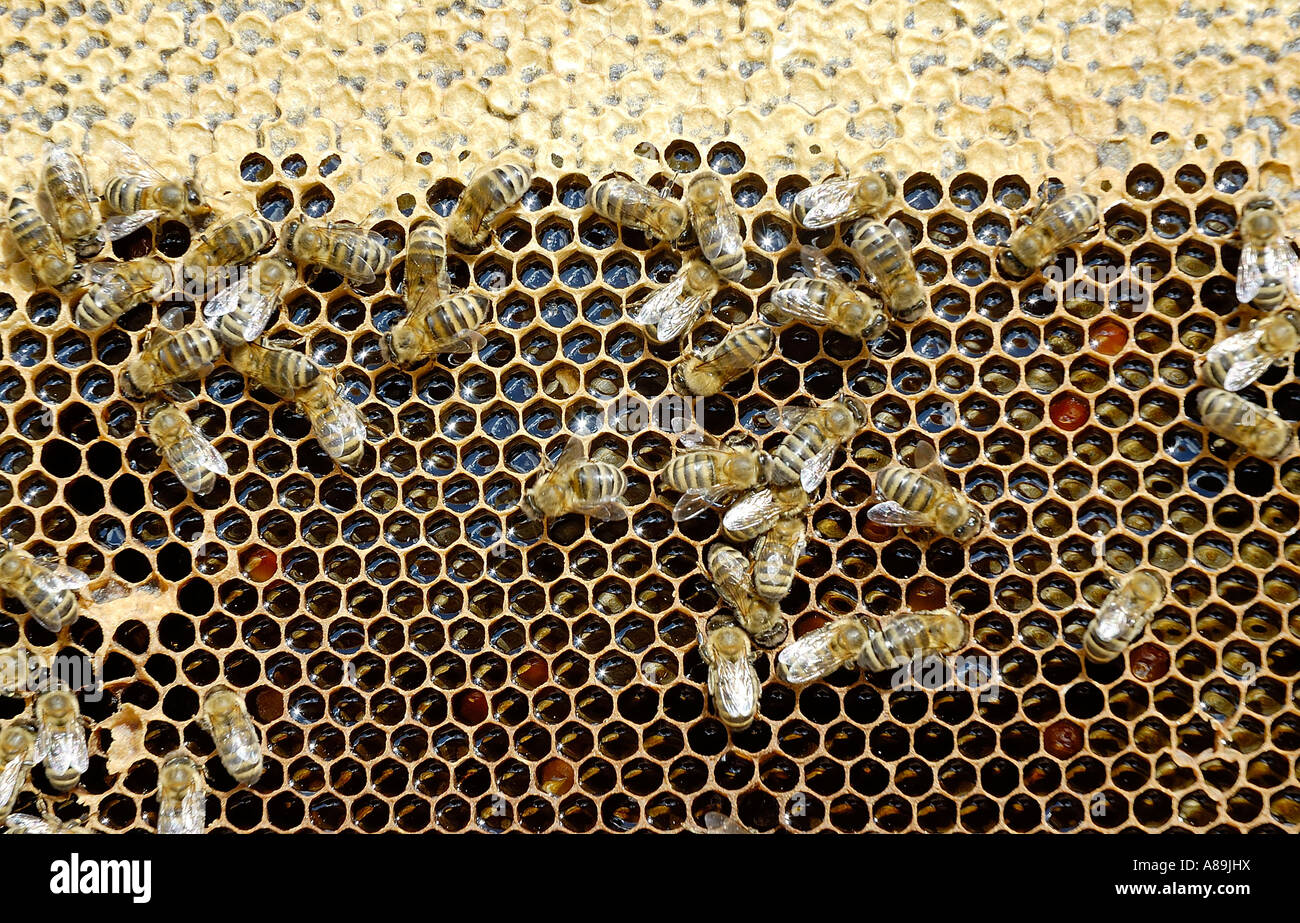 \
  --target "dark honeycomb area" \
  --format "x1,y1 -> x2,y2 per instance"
2,141 -> 1299,833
